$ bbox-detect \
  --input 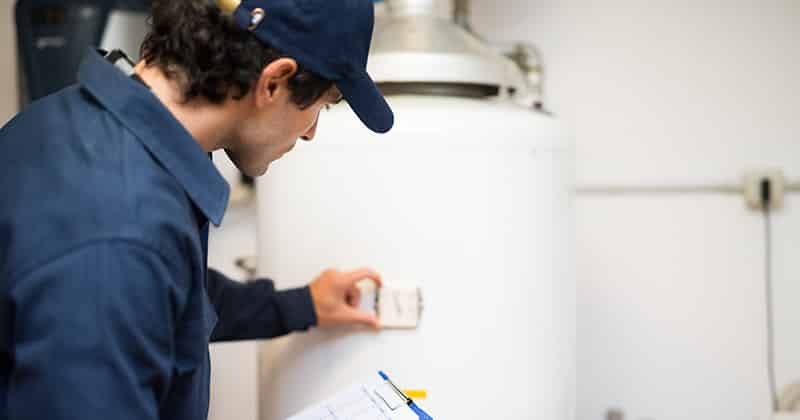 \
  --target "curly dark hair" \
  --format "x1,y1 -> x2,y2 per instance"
140,0 -> 334,108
